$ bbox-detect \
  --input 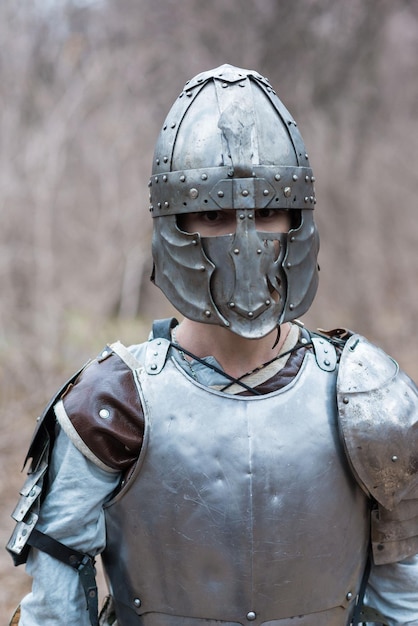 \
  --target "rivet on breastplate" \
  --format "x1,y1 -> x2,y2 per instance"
133,597 -> 141,607
392,455 -> 398,462
343,397 -> 349,404
150,363 -> 158,371
346,592 -> 353,601
246,611 -> 256,621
